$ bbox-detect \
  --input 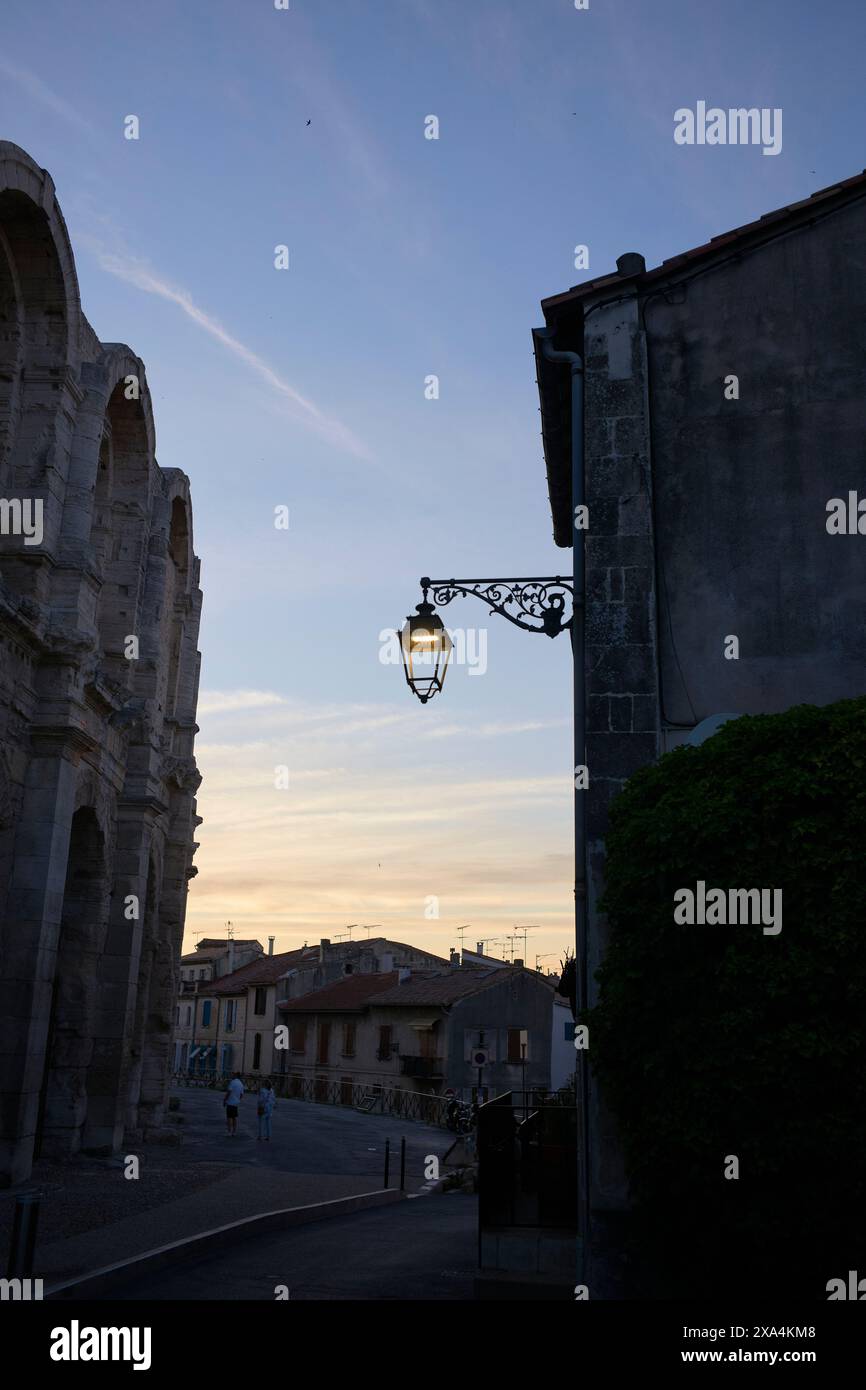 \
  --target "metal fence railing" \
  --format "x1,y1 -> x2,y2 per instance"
170,1071 -> 453,1128
477,1091 -> 577,1233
